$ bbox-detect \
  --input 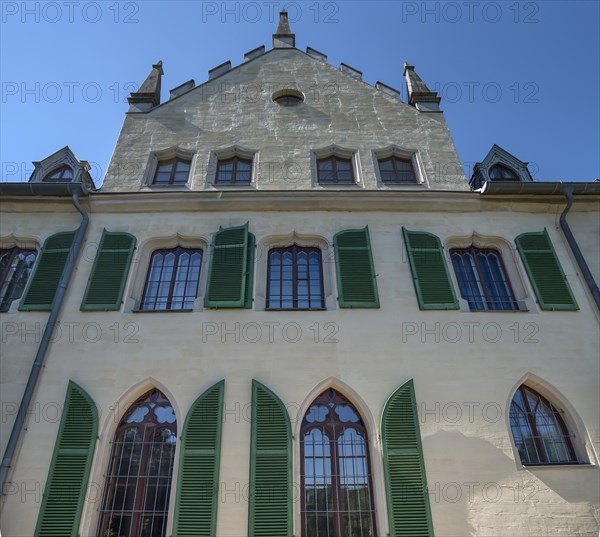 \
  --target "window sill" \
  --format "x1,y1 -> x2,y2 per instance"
522,463 -> 594,470
315,183 -> 362,188
265,307 -> 327,312
210,183 -> 256,189
132,308 -> 194,313
144,184 -> 190,190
